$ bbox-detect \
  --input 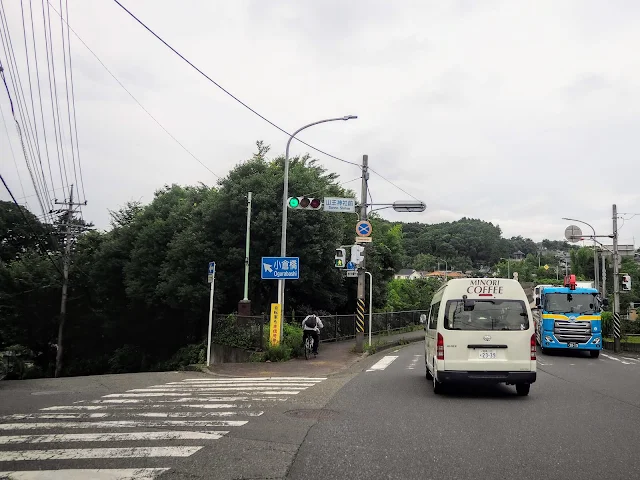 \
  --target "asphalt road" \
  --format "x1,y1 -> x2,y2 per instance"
1,344 -> 639,479
0,371 -> 351,479
288,343 -> 640,480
